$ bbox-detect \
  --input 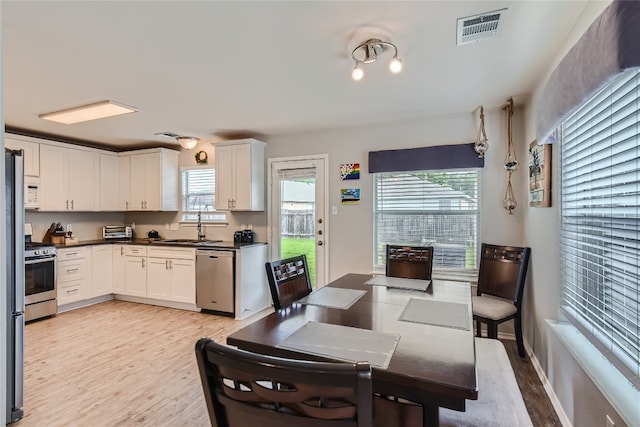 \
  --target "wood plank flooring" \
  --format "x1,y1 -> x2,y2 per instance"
18,300 -> 561,427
